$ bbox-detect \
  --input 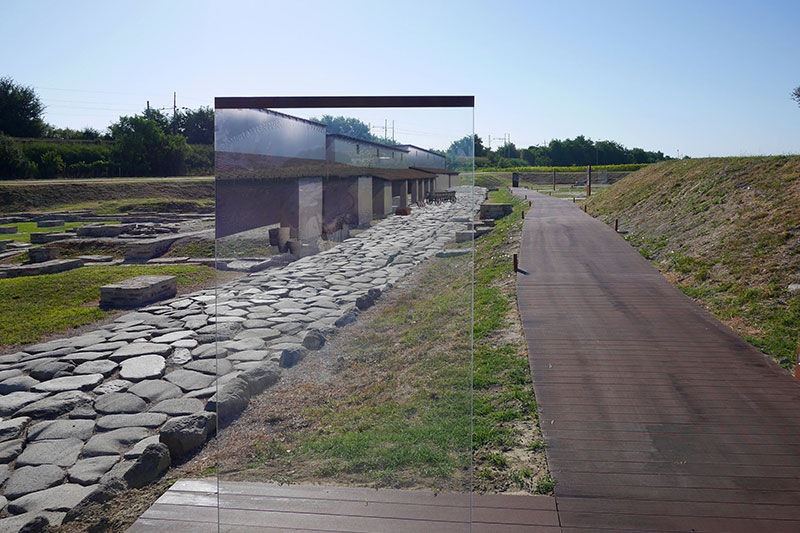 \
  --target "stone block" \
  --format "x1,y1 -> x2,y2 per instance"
36,220 -> 64,228
0,226 -> 17,234
28,247 -> 60,263
479,203 -> 513,220
29,232 -> 72,244
99,275 -> 177,308
76,224 -> 132,237
5,259 -> 83,278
